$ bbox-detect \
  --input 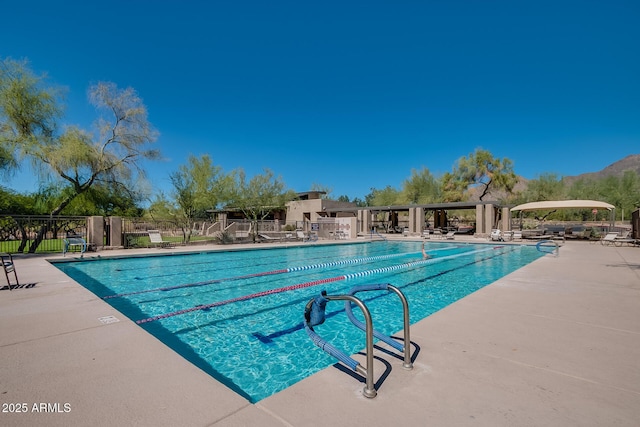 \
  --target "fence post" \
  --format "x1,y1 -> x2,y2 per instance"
108,217 -> 123,248
87,216 -> 104,251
